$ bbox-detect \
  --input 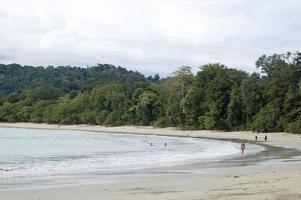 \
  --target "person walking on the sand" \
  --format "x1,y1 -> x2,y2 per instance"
241,143 -> 246,159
